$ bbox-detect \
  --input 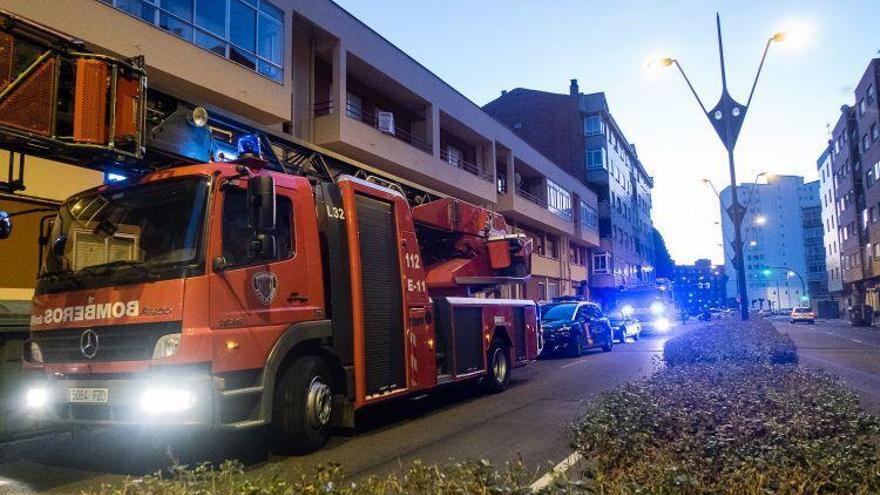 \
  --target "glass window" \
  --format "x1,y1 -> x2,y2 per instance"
859,99 -> 866,115
230,0 -> 256,52
260,0 -> 283,22
117,0 -> 156,21
159,12 -> 193,40
586,148 -> 605,170
580,201 -> 598,230
868,84 -> 876,104
258,13 -> 283,65
195,0 -> 226,36
593,253 -> 610,274
221,188 -> 293,266
195,29 -> 226,56
546,180 -> 572,220
103,0 -> 283,82
160,0 -> 192,20
584,116 -> 604,136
